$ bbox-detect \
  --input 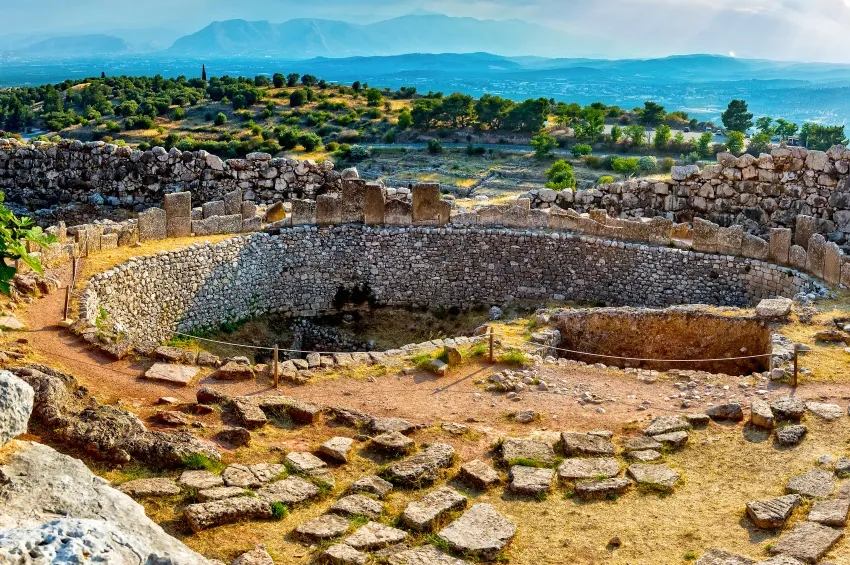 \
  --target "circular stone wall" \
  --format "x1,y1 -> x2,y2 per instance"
81,225 -> 820,349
